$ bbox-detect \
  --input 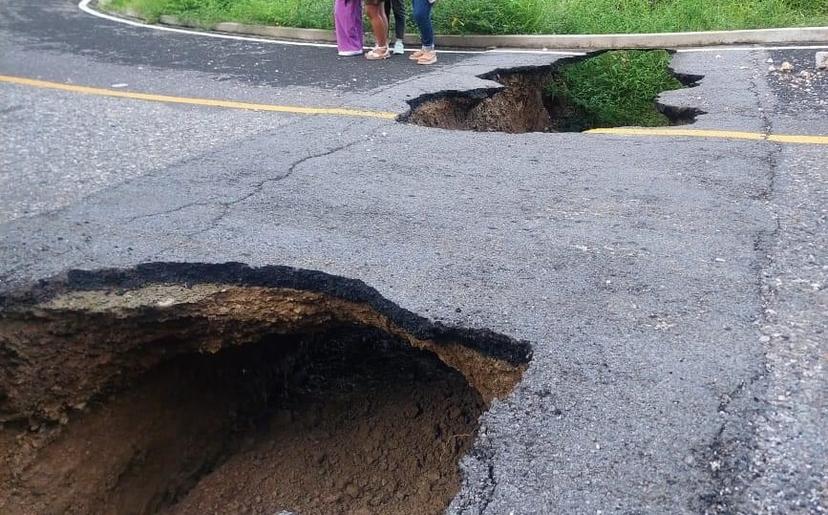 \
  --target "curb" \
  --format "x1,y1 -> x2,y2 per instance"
436,27 -> 828,50
207,21 -> 828,50
212,21 -> 337,43
122,11 -> 827,50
